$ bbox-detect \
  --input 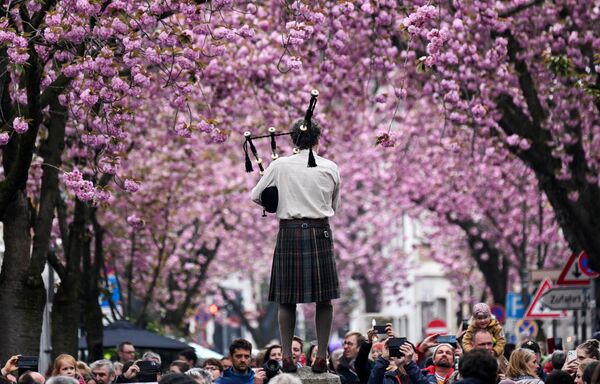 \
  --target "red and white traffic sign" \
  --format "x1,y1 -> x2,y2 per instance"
557,251 -> 596,286
425,318 -> 448,336
524,279 -> 567,319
